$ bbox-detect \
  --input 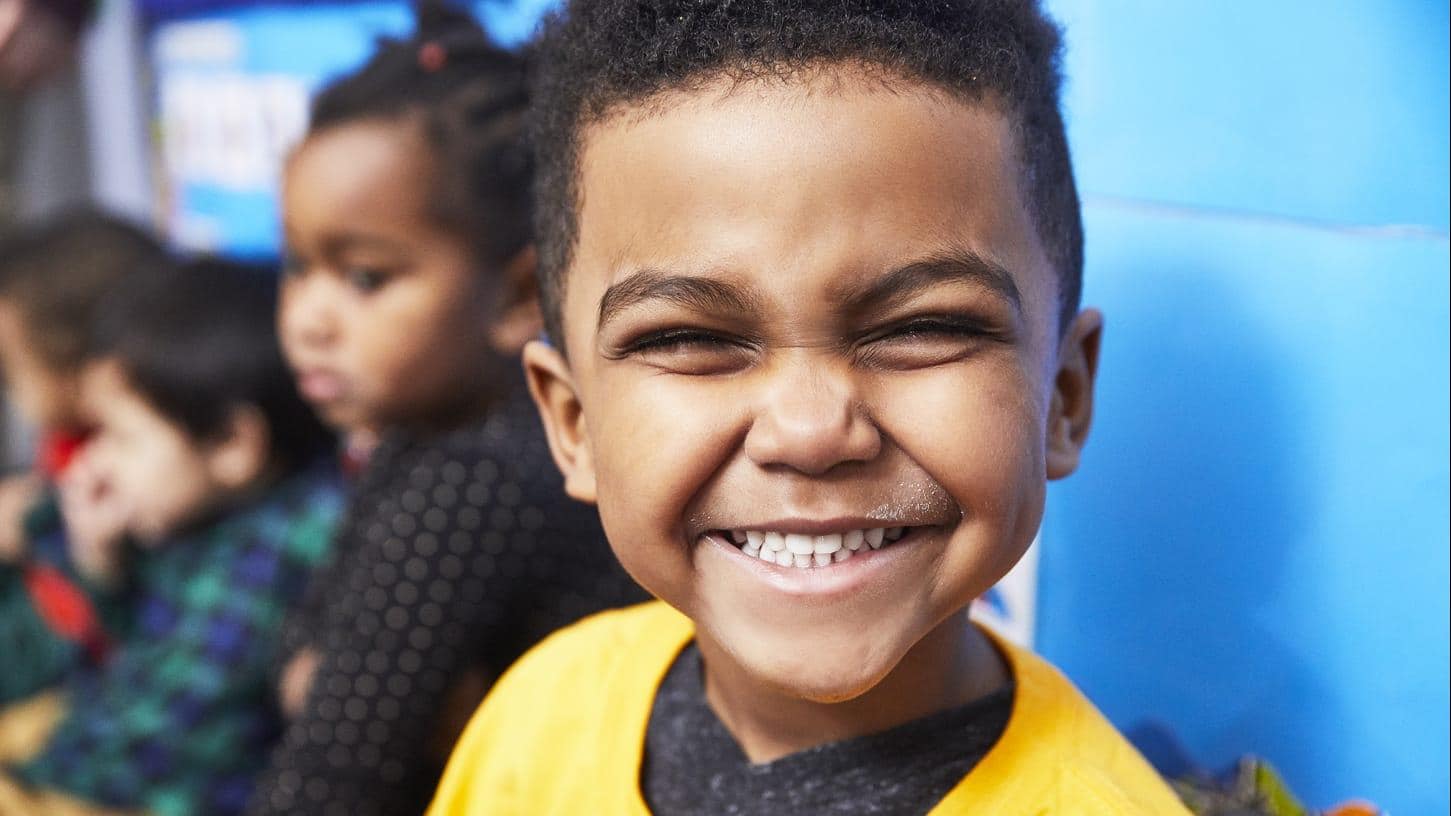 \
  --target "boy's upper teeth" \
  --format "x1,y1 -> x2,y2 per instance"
784,534 -> 814,555
730,526 -> 909,568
